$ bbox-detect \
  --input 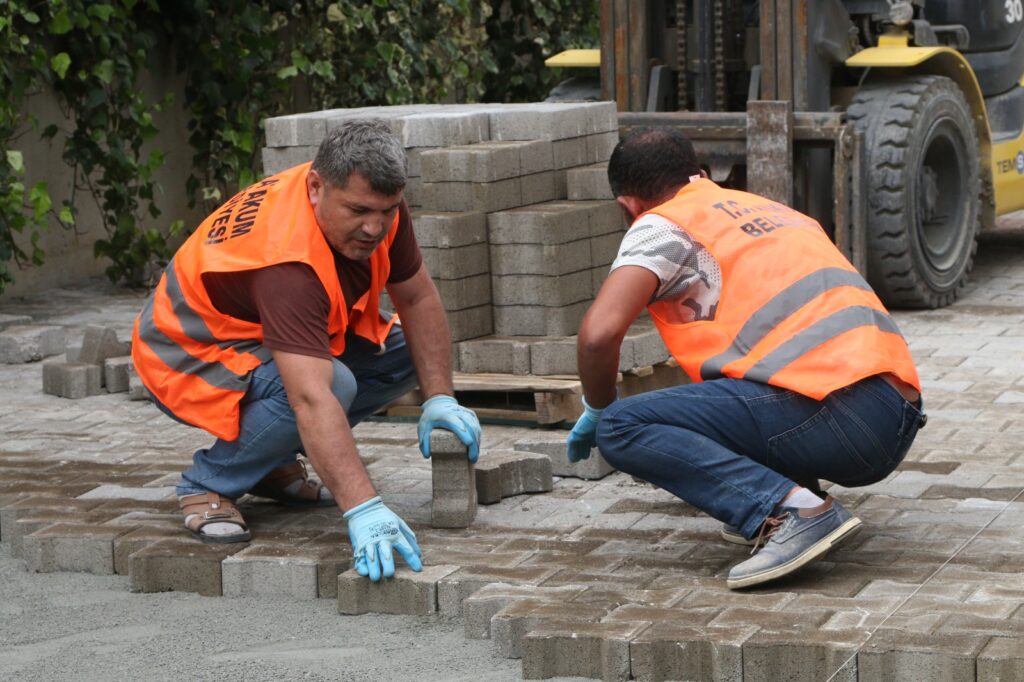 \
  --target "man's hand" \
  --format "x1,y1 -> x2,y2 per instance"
417,394 -> 482,462
566,396 -> 609,462
344,496 -> 422,581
